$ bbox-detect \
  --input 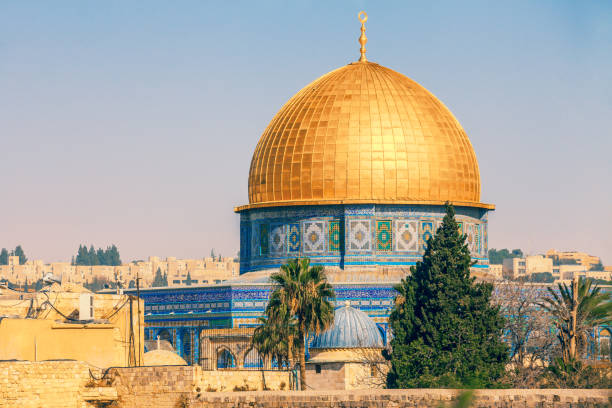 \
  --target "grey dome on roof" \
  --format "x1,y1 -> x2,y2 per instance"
310,305 -> 383,349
